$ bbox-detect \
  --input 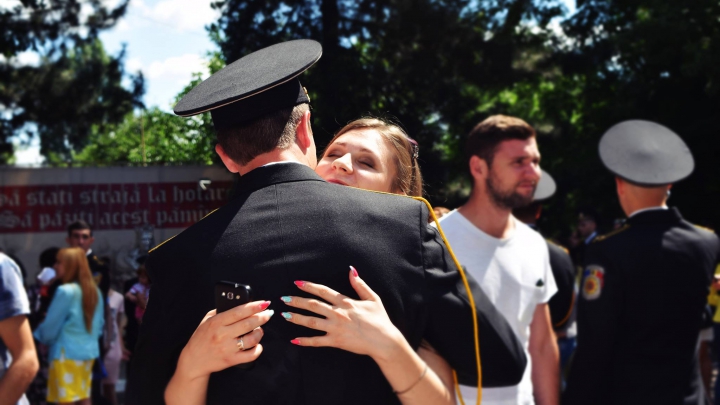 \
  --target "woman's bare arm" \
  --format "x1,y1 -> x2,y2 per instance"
164,303 -> 273,405
281,267 -> 455,405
